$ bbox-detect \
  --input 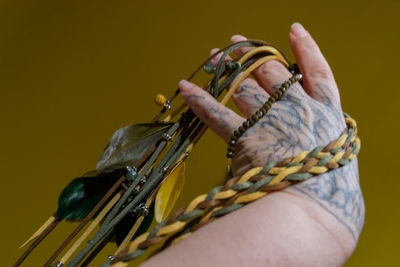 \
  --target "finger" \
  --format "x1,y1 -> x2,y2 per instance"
179,79 -> 244,142
231,35 -> 292,94
233,78 -> 269,118
209,48 -> 269,118
230,34 -> 250,57
289,23 -> 341,106
209,48 -> 232,66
